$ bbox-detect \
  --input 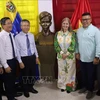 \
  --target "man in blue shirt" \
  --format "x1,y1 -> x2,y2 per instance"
76,12 -> 100,99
